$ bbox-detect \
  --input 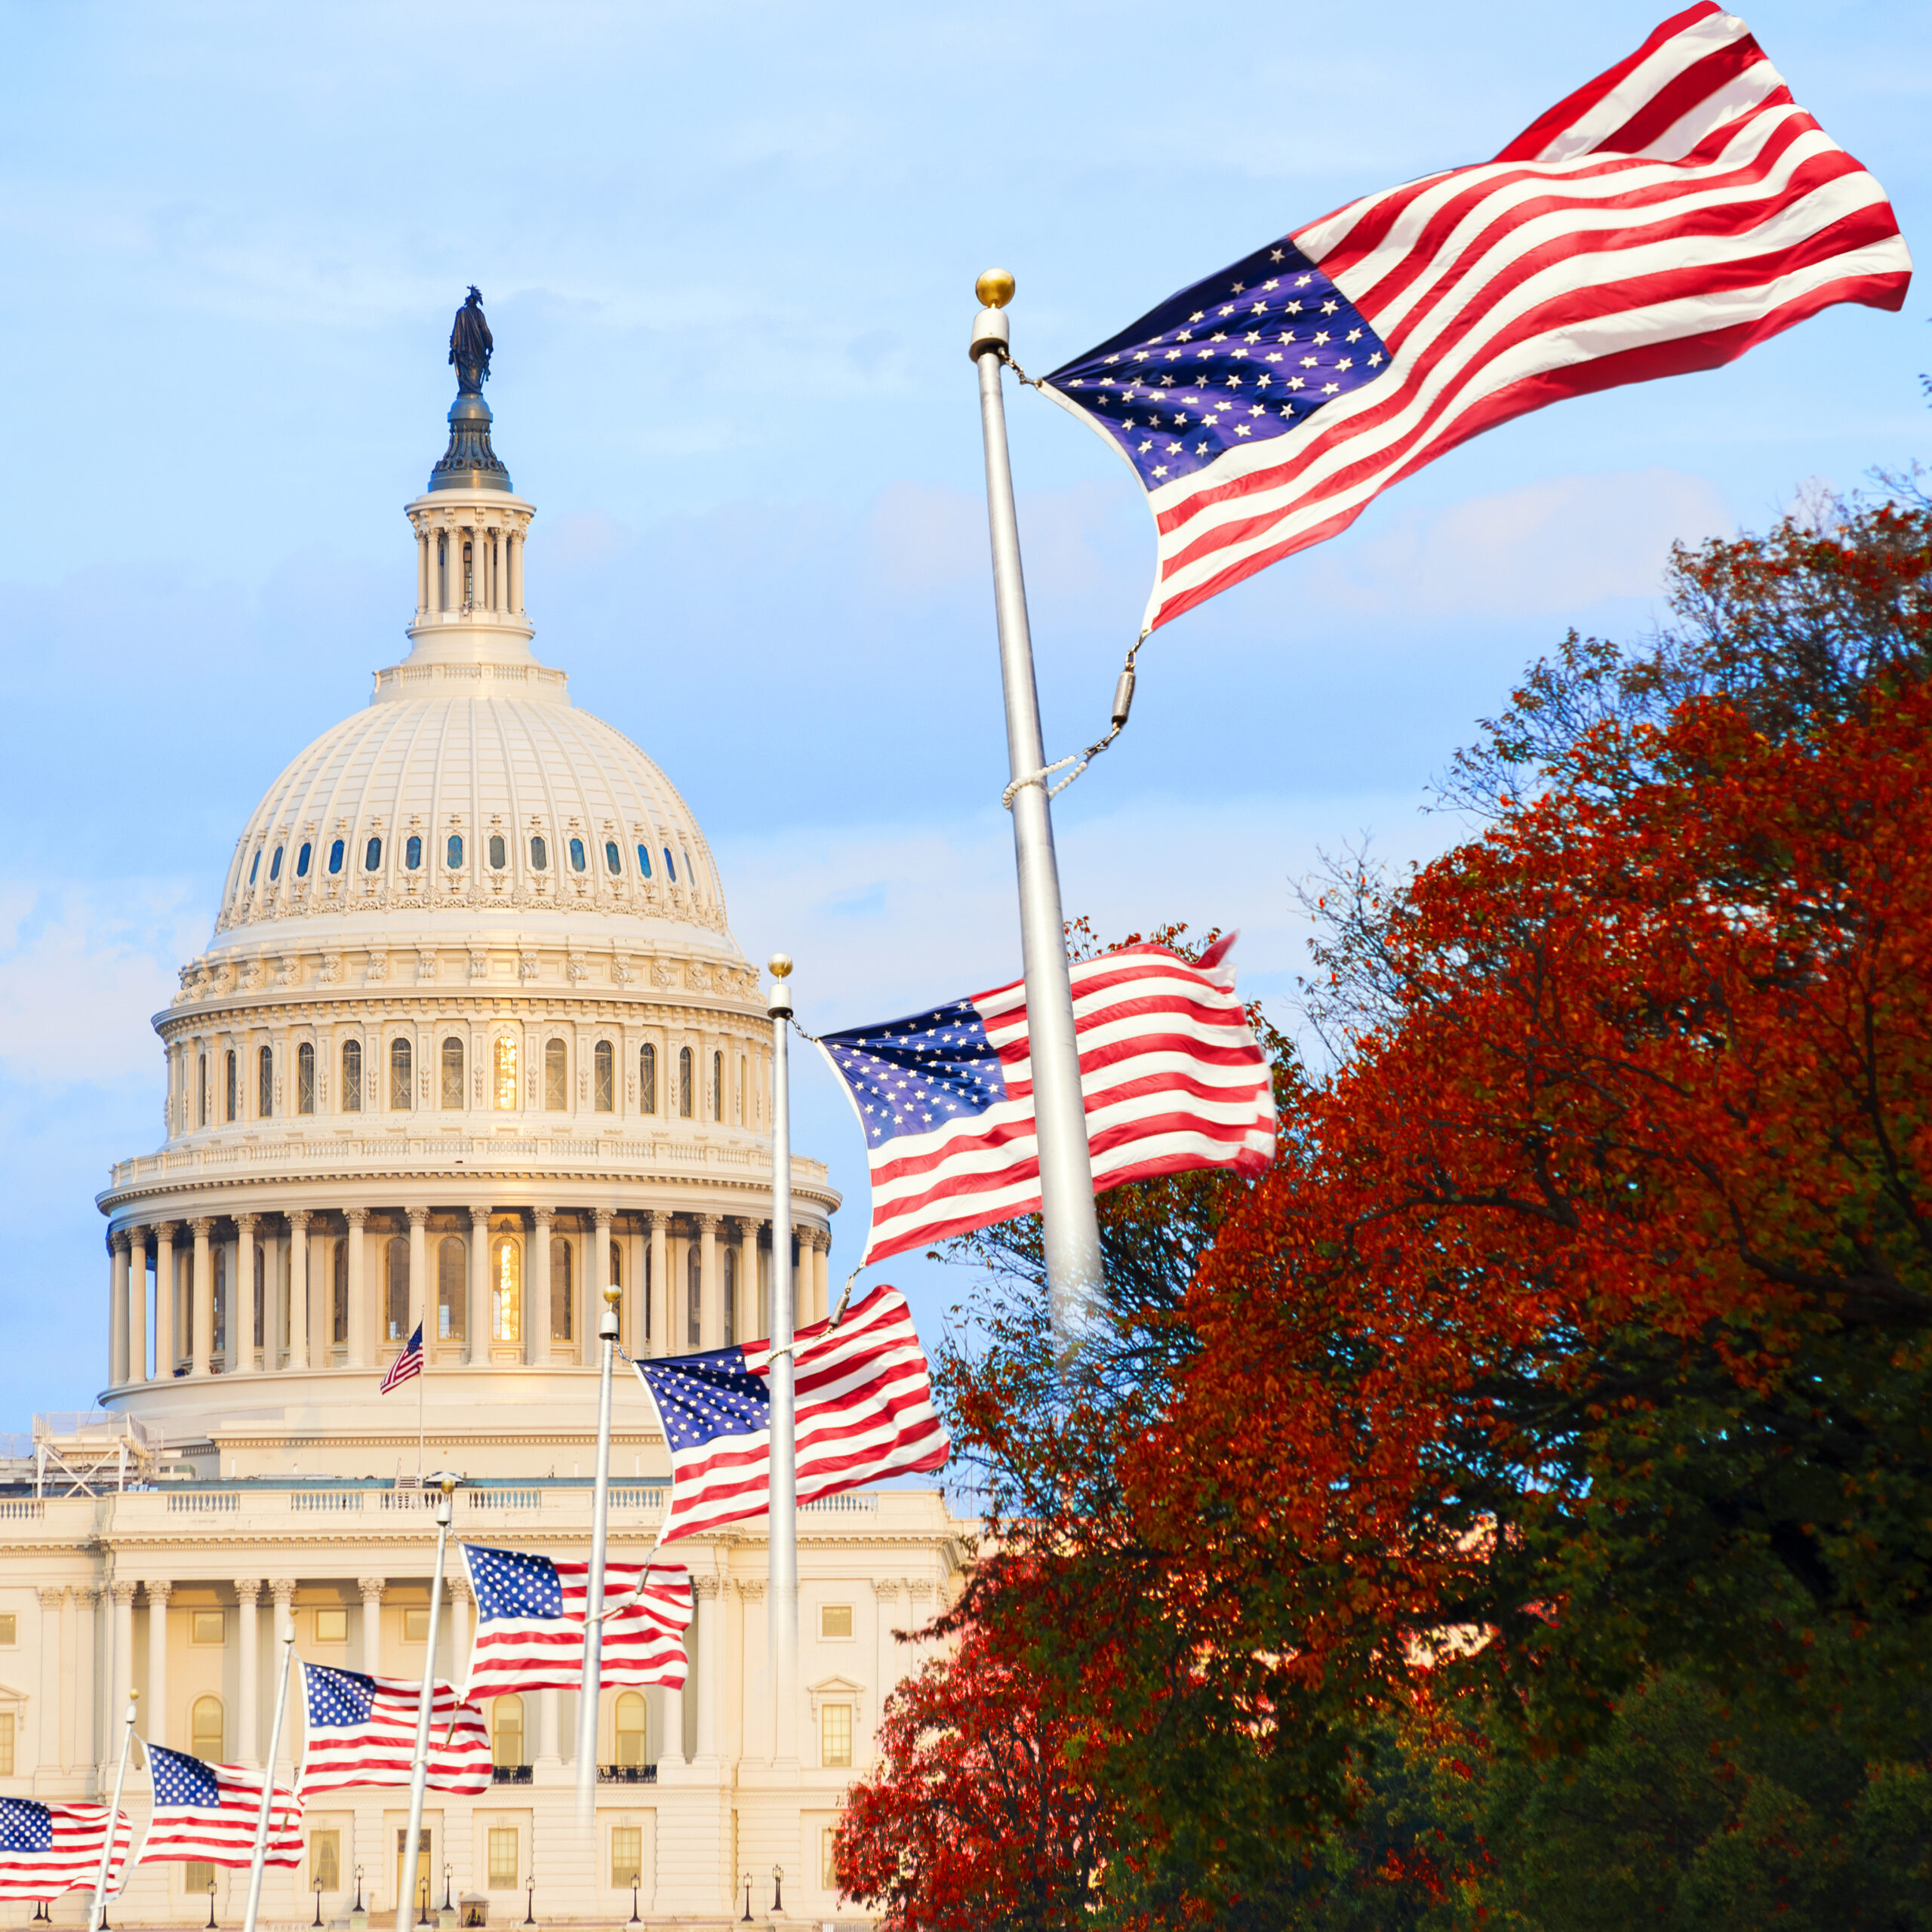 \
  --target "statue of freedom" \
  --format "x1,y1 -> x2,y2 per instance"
449,287 -> 494,395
